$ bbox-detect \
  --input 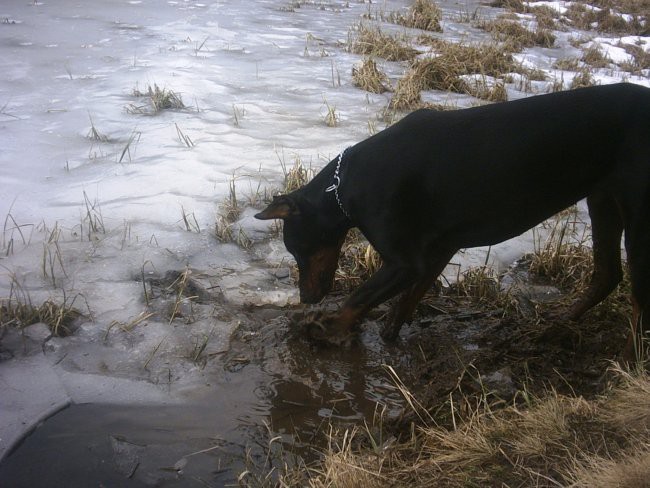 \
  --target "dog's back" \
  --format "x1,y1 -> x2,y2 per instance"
342,83 -> 650,248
